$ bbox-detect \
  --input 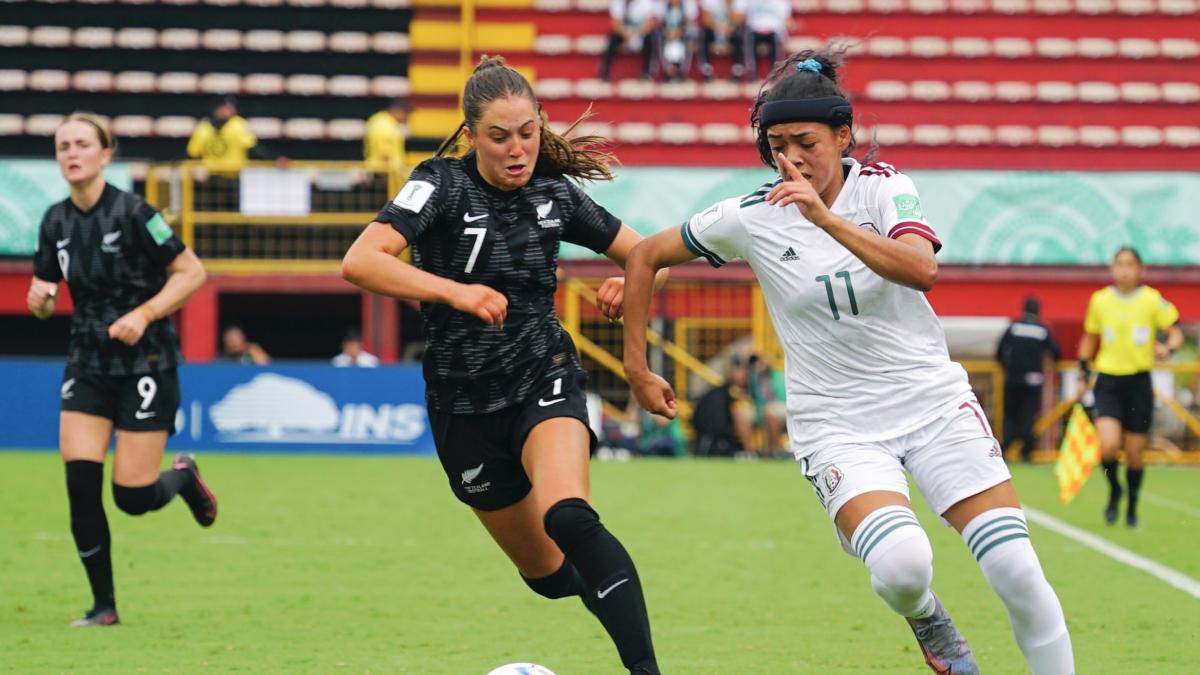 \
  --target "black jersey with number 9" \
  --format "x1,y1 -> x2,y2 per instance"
374,155 -> 621,415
